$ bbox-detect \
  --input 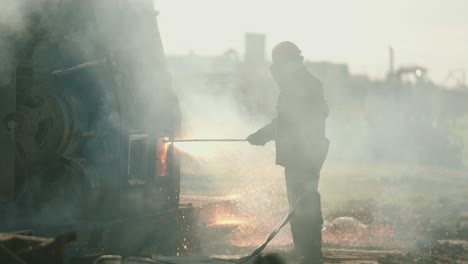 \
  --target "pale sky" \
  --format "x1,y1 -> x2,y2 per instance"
155,0 -> 467,83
